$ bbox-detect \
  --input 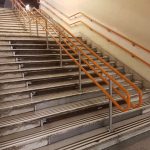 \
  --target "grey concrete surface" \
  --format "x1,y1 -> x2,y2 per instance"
104,130 -> 150,150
